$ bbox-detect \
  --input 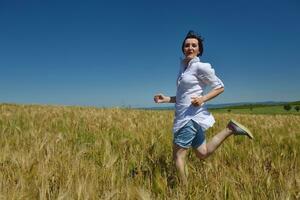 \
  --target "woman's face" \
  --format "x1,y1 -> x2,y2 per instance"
183,38 -> 200,60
